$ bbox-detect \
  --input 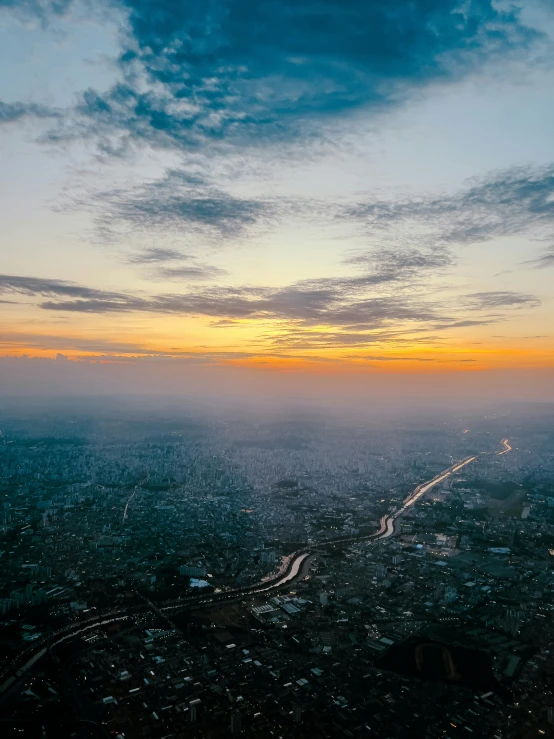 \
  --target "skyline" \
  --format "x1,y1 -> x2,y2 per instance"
1,0 -> 554,396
